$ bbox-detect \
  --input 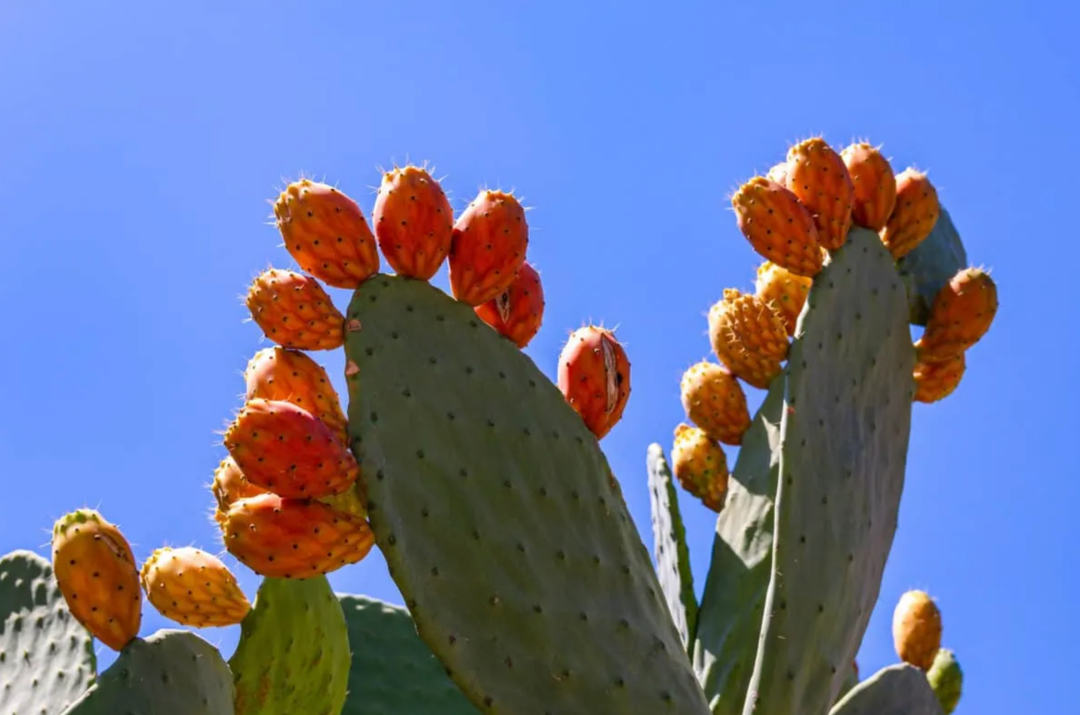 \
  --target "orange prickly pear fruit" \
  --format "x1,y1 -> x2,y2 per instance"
766,160 -> 790,186
913,353 -> 965,403
474,260 -> 545,348
731,177 -> 824,278
892,589 -> 943,671
557,325 -> 631,440
210,456 -> 267,528
840,142 -> 897,231
273,179 -> 379,289
243,347 -> 348,444
51,509 -> 142,651
223,398 -> 359,500
783,137 -> 855,250
915,267 -> 998,363
679,361 -> 751,446
372,164 -> 455,280
222,493 -> 375,579
448,189 -> 529,305
754,260 -> 812,337
708,288 -> 789,390
671,423 -> 729,512
245,268 -> 345,351
880,168 -> 940,259
139,546 -> 251,628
